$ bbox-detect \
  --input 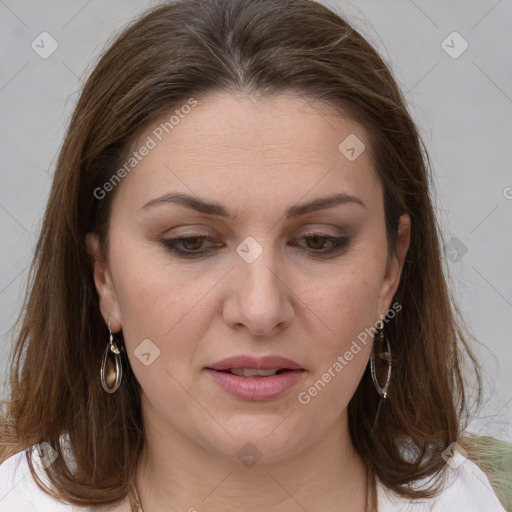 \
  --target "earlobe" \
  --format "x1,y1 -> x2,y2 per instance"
85,232 -> 122,331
